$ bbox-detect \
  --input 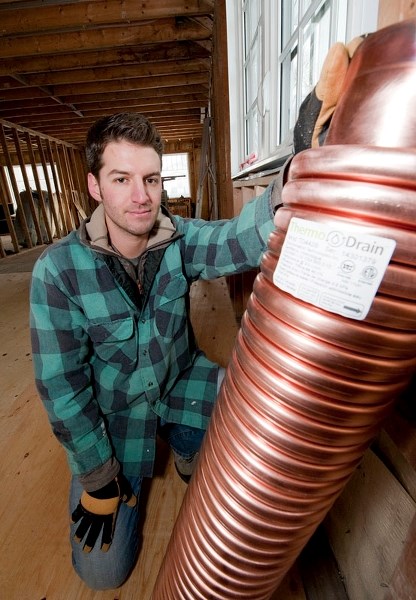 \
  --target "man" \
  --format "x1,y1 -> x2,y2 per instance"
30,112 -> 278,590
